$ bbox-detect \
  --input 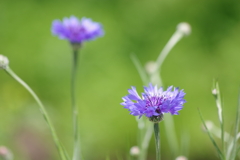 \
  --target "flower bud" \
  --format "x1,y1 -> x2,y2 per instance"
175,156 -> 188,160
149,114 -> 164,123
130,146 -> 140,157
0,55 -> 9,69
145,61 -> 157,74
0,146 -> 13,160
212,88 -> 217,96
177,22 -> 191,36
